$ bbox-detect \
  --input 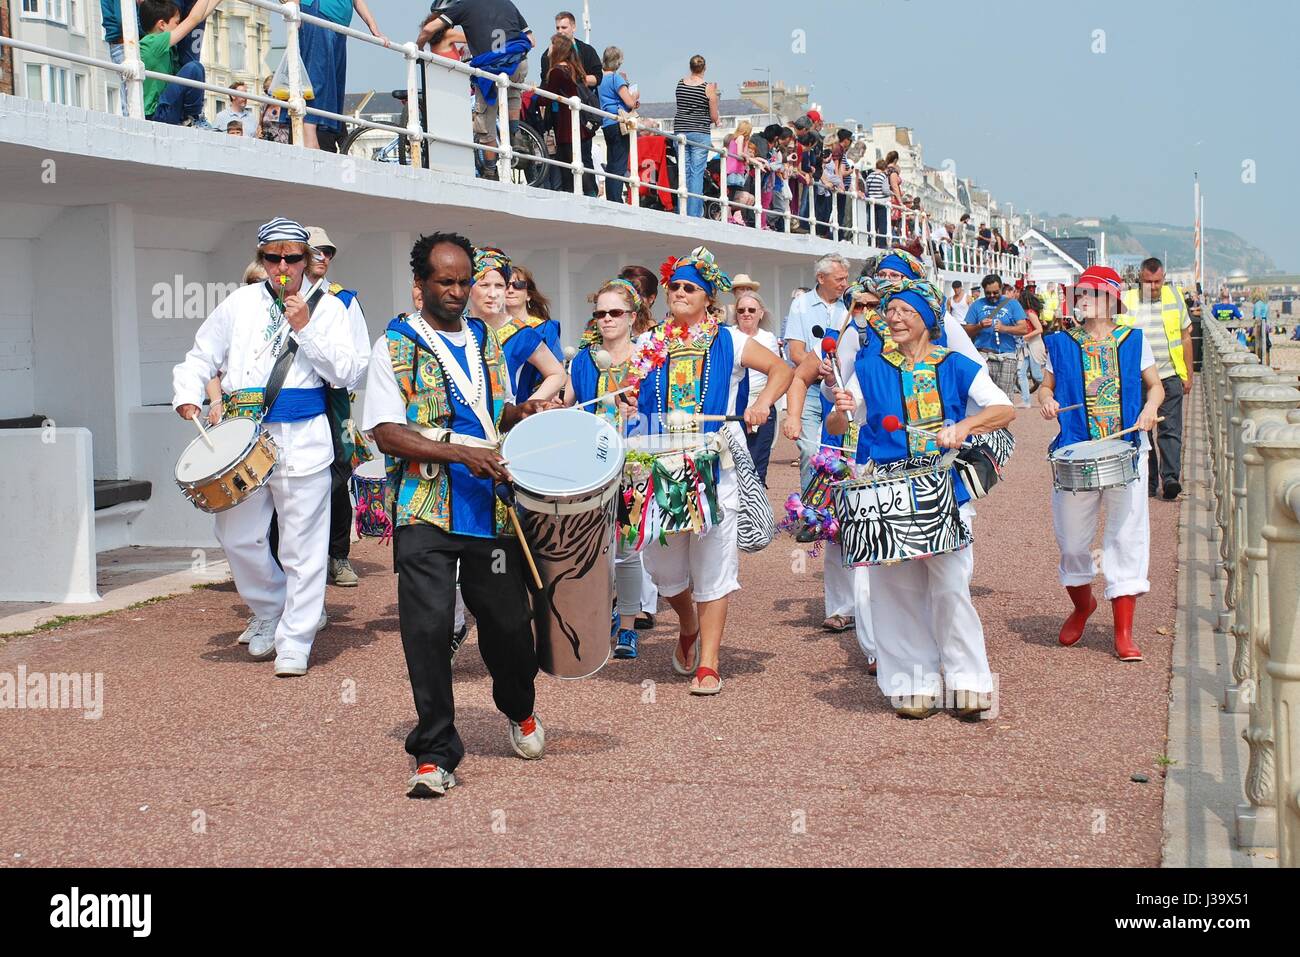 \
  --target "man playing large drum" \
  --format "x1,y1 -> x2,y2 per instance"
361,232 -> 556,798
1037,266 -> 1163,662
563,277 -> 648,659
825,279 -> 1014,720
172,217 -> 364,677
634,247 -> 793,695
